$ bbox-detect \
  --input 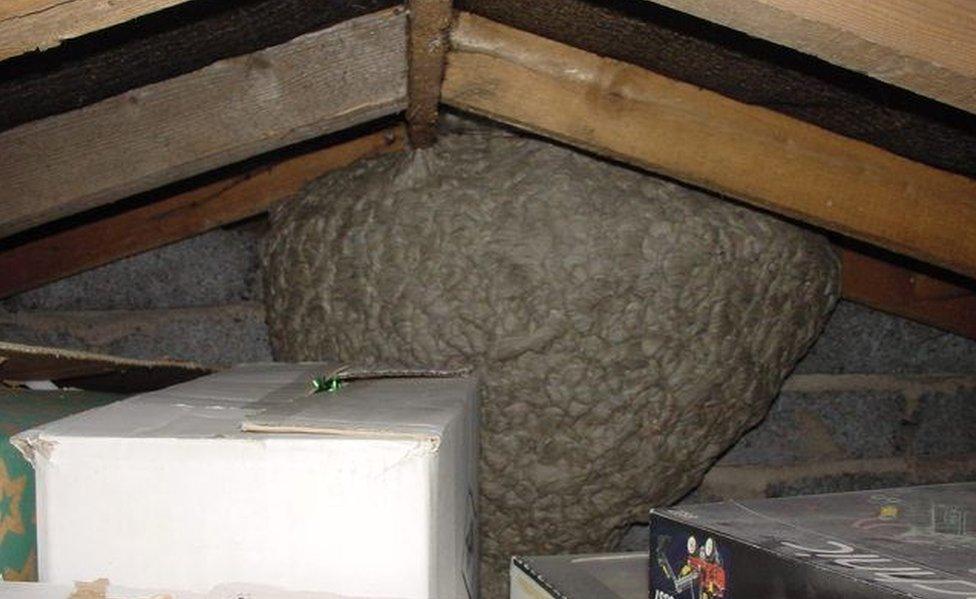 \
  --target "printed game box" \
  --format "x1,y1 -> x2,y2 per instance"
649,482 -> 976,599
